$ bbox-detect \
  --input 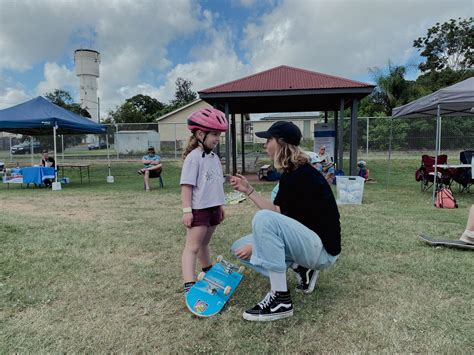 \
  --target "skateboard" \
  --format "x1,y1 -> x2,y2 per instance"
225,191 -> 246,205
418,234 -> 474,250
185,256 -> 244,317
